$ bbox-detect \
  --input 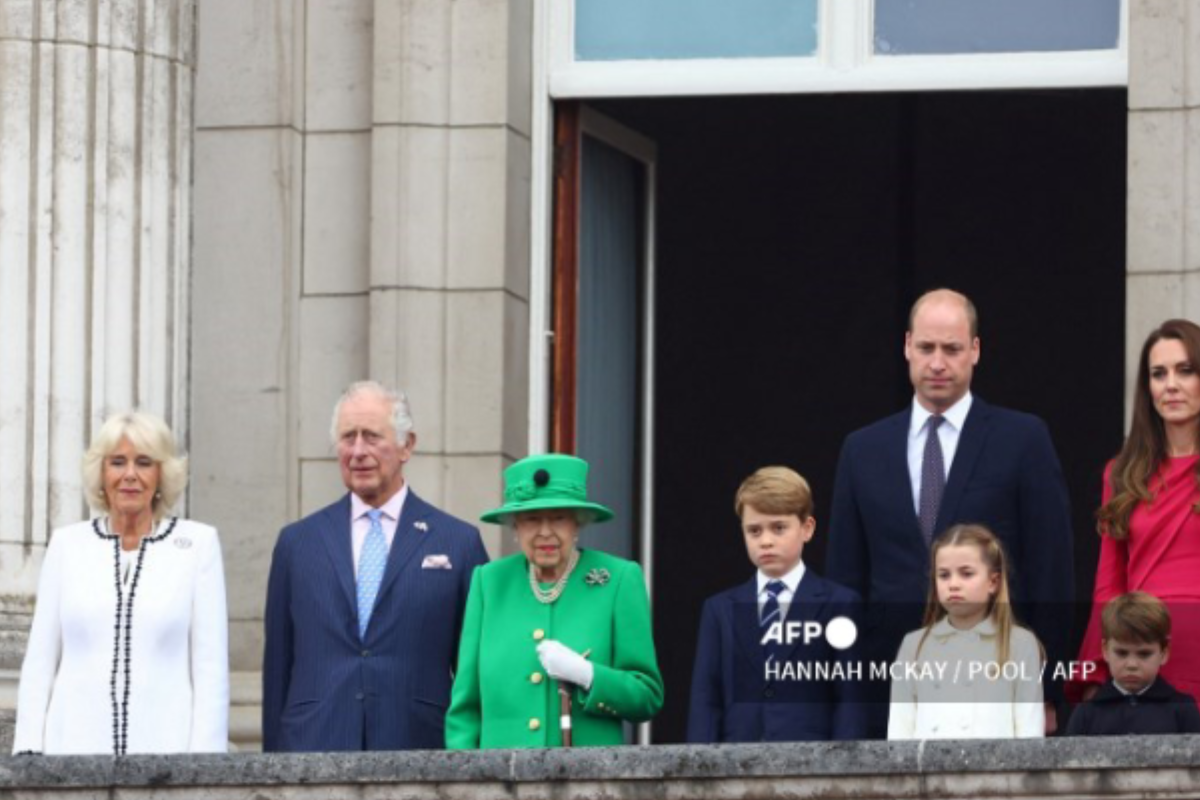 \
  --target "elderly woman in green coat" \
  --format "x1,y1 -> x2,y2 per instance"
446,454 -> 664,748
